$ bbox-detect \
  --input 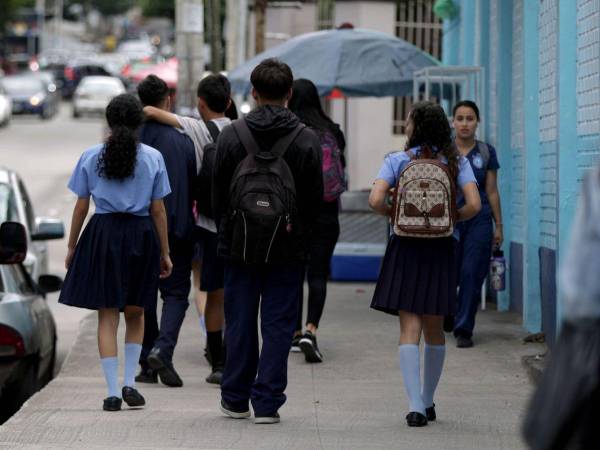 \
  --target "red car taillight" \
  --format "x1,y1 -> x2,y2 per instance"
0,325 -> 25,357
64,66 -> 75,81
